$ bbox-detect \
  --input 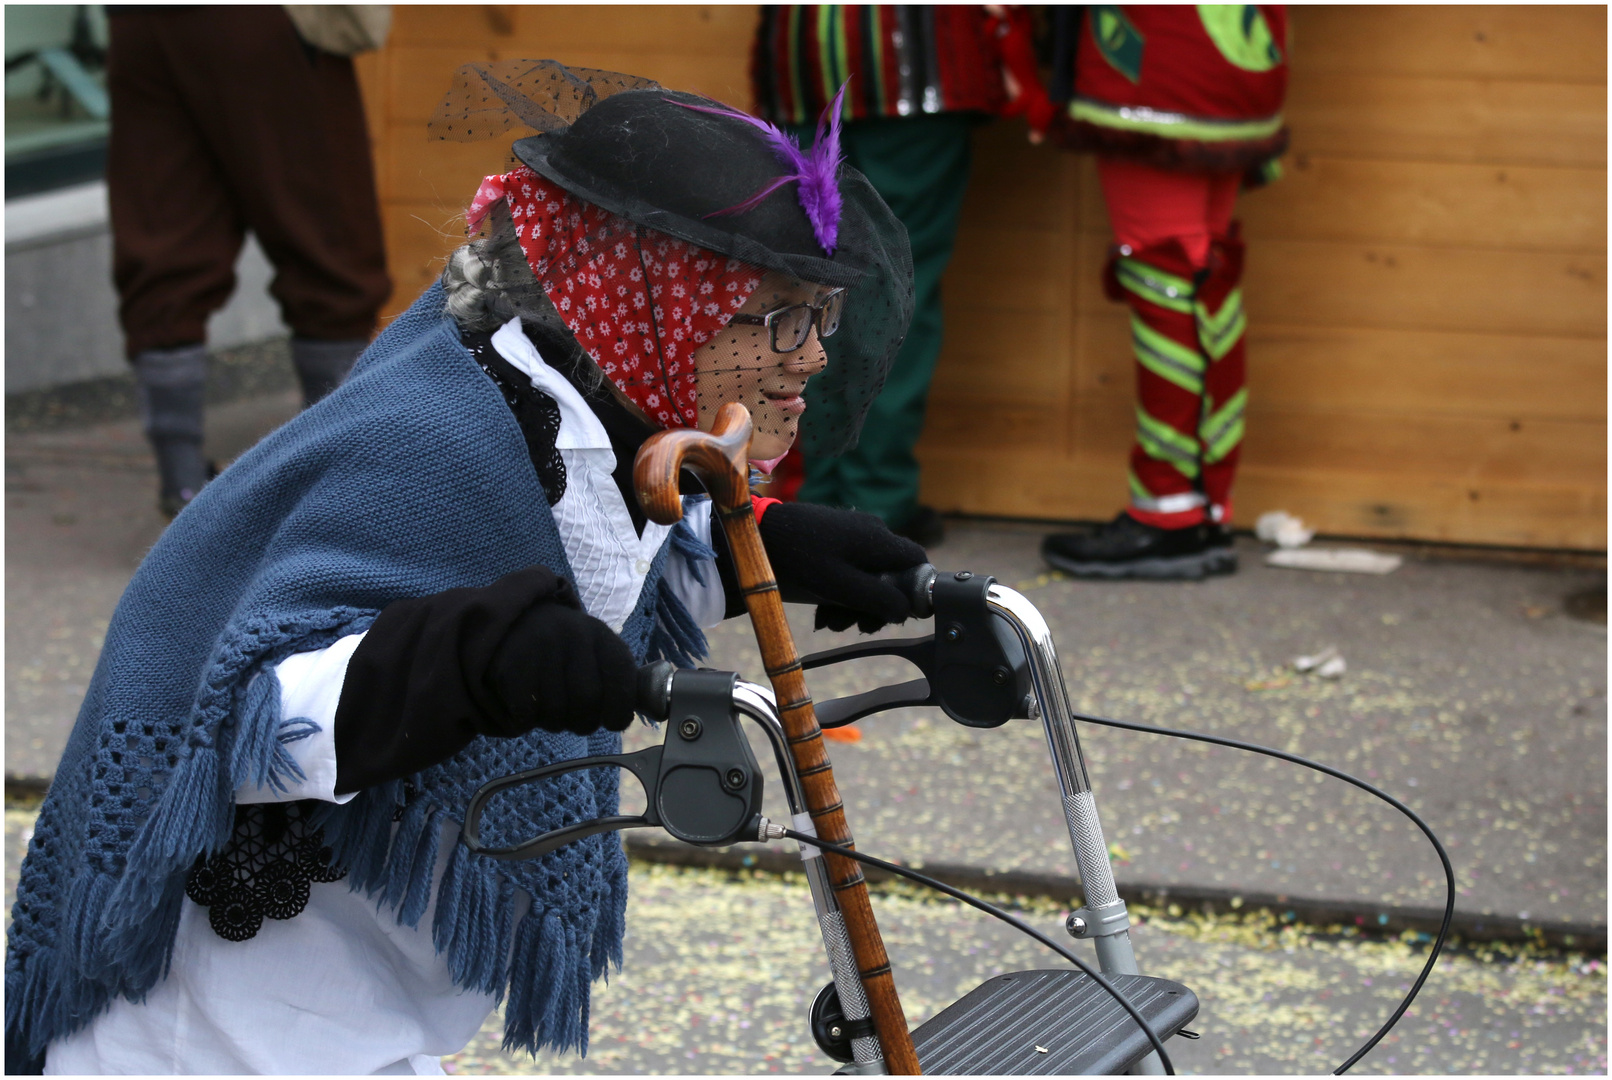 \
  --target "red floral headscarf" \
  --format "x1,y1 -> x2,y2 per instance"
467,166 -> 765,429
